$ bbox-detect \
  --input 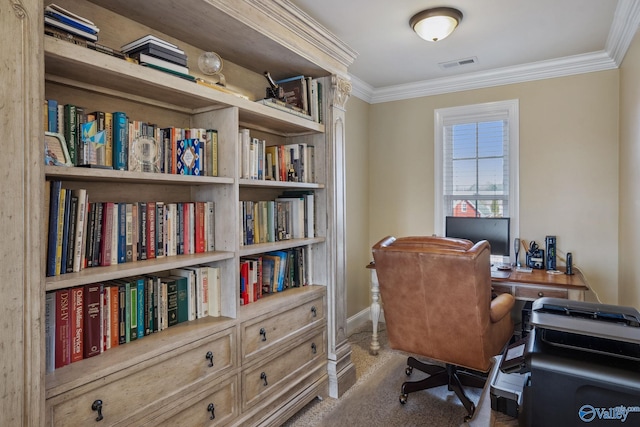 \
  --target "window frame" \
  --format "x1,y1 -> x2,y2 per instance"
434,99 -> 519,261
